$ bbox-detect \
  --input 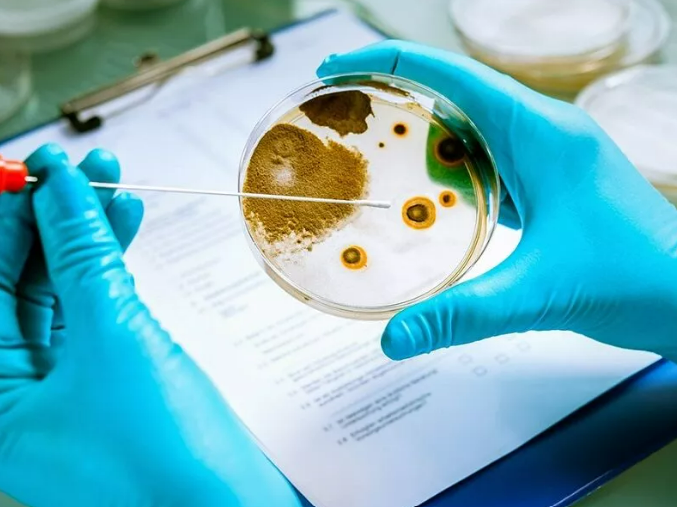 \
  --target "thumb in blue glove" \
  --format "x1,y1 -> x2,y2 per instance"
0,145 -> 302,507
318,41 -> 677,362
